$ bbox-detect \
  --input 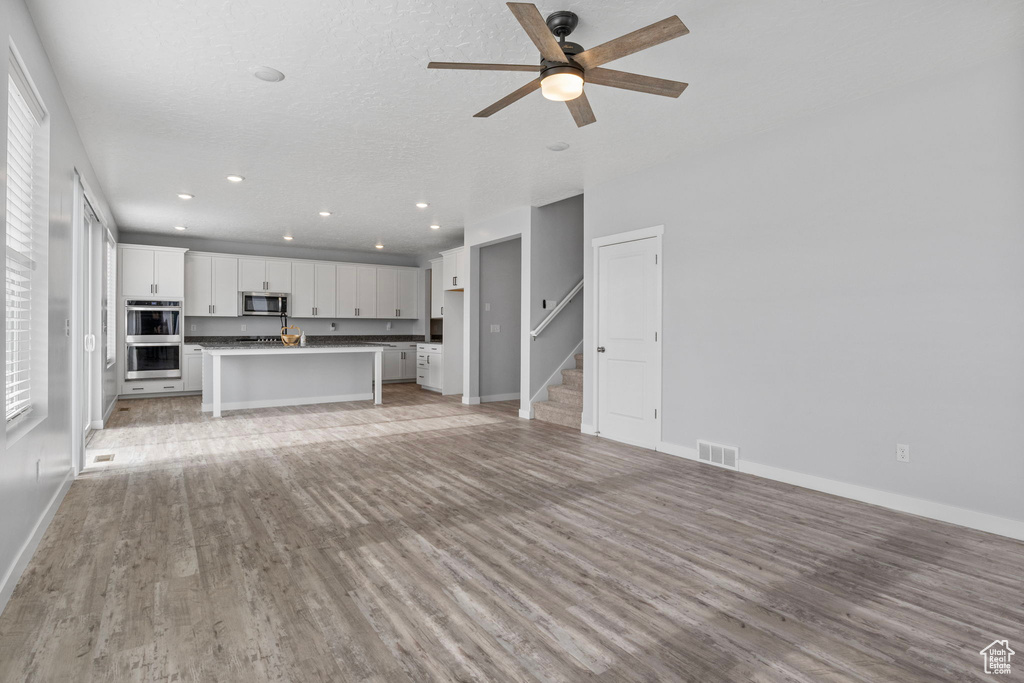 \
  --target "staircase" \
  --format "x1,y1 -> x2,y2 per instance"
533,353 -> 583,430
